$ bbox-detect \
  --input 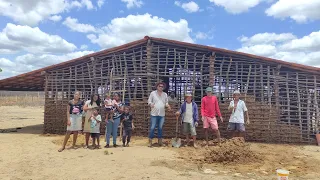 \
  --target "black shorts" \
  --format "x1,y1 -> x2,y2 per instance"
91,133 -> 100,138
